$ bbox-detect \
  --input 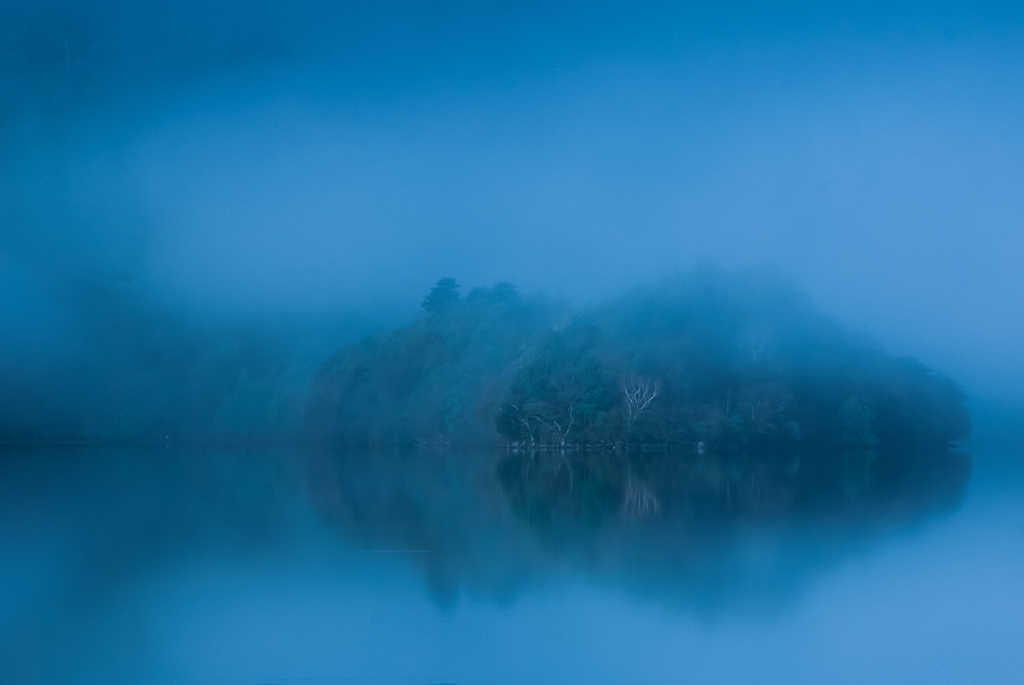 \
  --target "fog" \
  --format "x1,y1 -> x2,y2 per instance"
4,1 -> 1024,419
5,7 -> 1024,681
